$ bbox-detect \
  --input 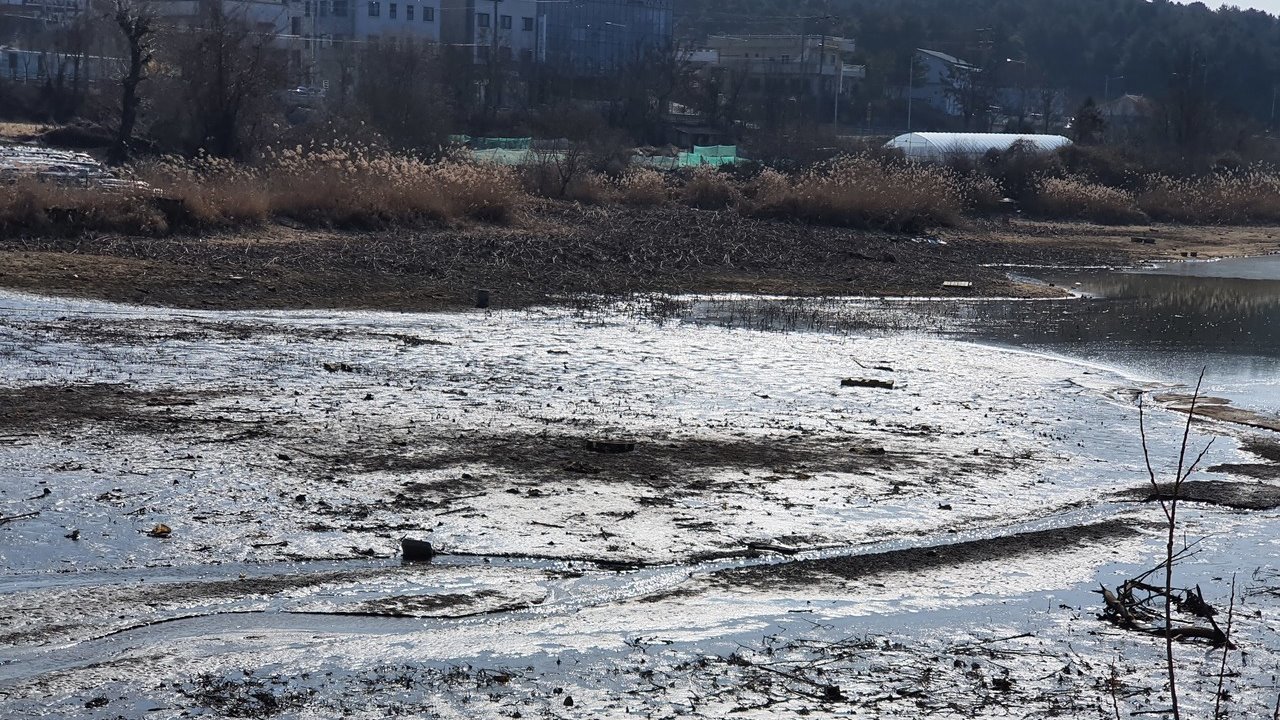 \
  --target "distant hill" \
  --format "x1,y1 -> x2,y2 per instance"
678,0 -> 1280,123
